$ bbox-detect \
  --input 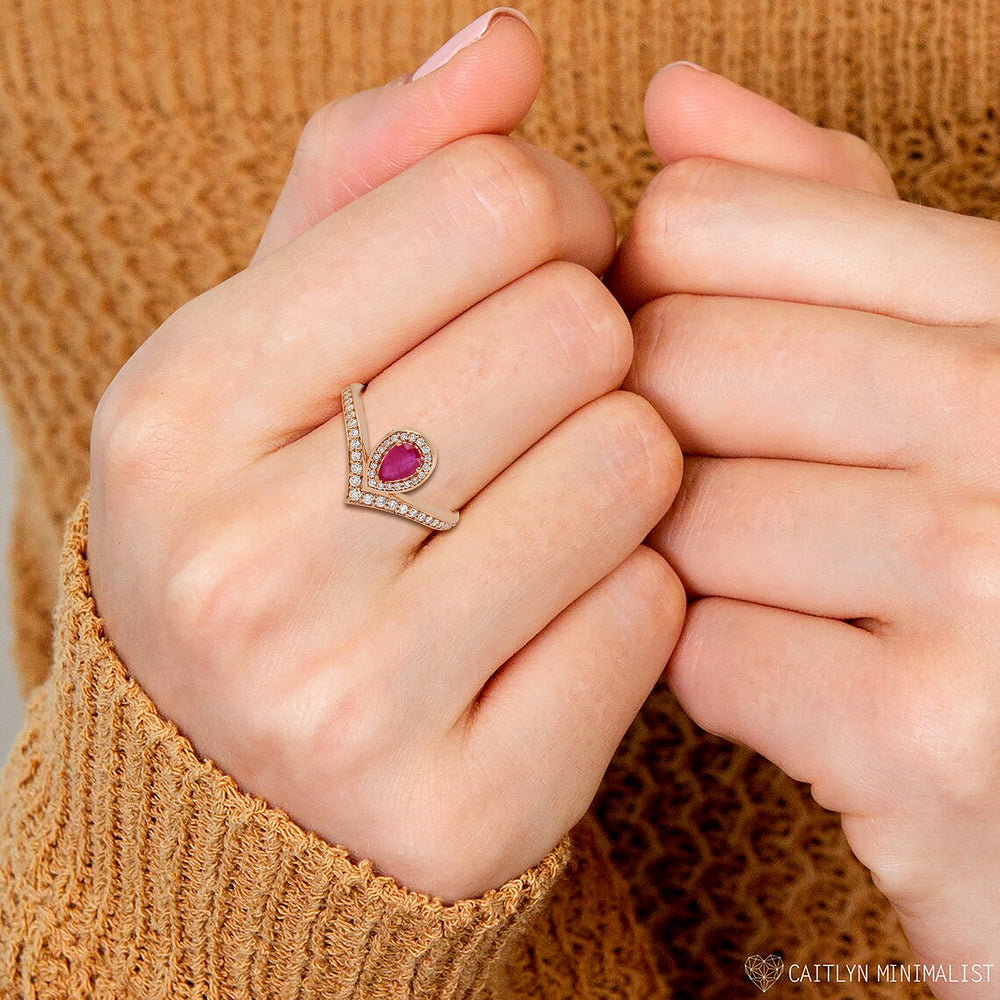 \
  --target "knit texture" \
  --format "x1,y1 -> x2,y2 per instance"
0,499 -> 572,998
3,0 -> 997,995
